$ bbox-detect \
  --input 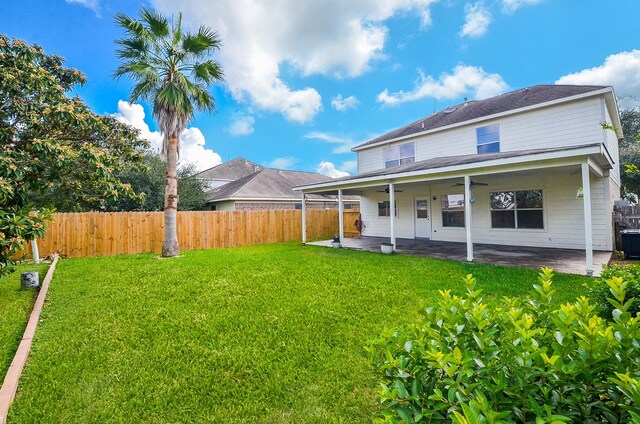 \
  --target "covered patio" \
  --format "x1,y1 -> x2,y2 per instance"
296,144 -> 617,277
307,236 -> 612,276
